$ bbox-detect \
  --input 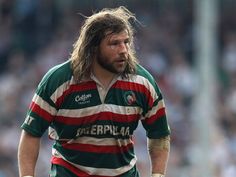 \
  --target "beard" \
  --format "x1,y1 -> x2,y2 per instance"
96,51 -> 128,74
